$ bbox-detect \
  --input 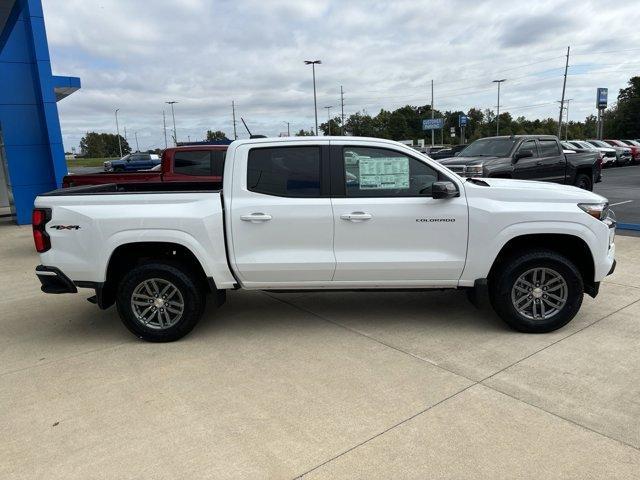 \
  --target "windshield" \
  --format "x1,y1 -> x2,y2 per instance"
588,140 -> 609,148
459,138 -> 518,157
